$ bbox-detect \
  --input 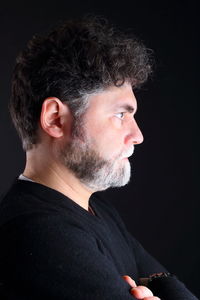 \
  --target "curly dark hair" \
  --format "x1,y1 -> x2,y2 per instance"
10,15 -> 152,150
